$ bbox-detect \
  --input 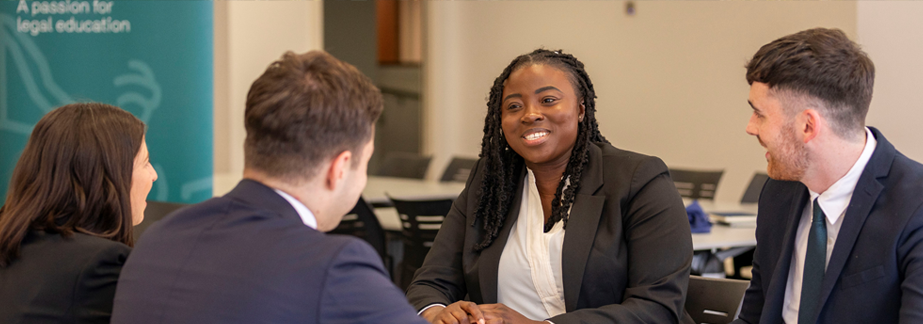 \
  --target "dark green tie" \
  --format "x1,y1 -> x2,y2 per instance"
799,198 -> 827,324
